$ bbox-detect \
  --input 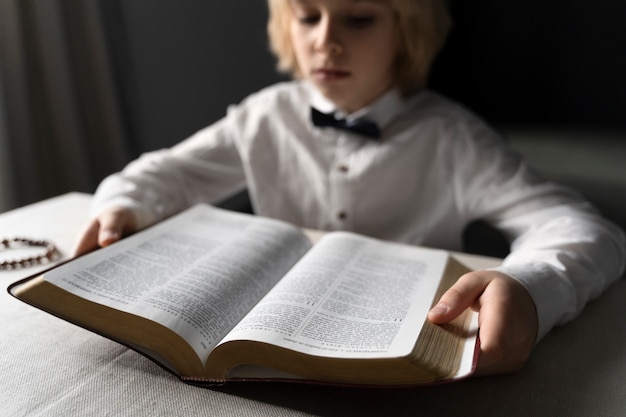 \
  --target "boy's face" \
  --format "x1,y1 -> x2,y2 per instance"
289,0 -> 398,113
